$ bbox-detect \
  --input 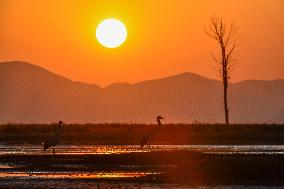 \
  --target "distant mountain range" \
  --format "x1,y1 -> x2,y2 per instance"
0,61 -> 283,123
